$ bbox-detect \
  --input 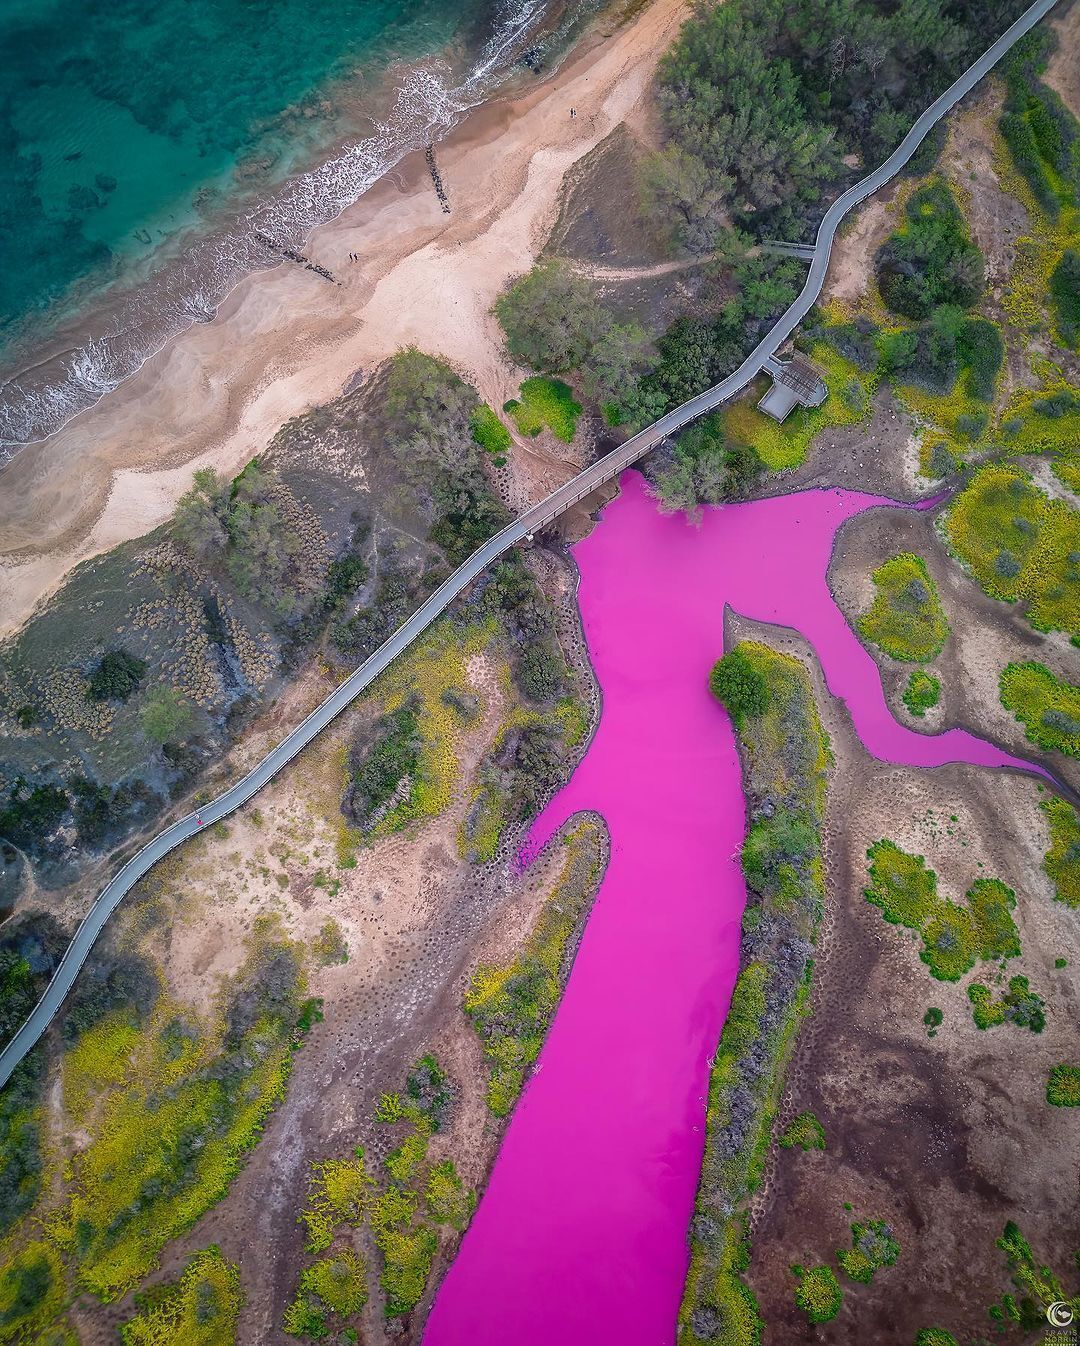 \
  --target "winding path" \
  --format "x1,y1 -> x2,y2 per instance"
0,0 -> 1061,1091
